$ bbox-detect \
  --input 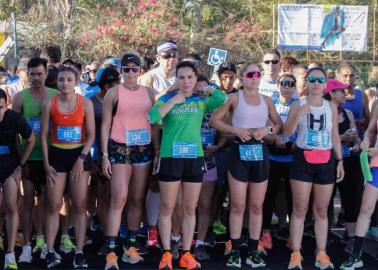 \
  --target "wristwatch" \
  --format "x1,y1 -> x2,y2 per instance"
79,153 -> 88,160
267,126 -> 274,135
